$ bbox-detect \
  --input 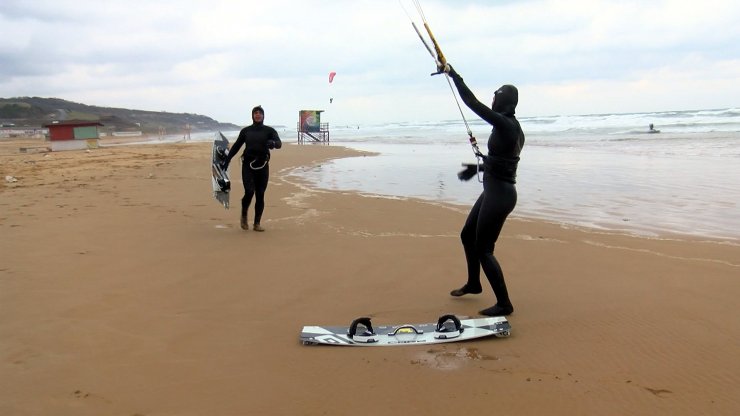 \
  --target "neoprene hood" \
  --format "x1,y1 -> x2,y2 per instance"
252,105 -> 264,123
493,85 -> 518,116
